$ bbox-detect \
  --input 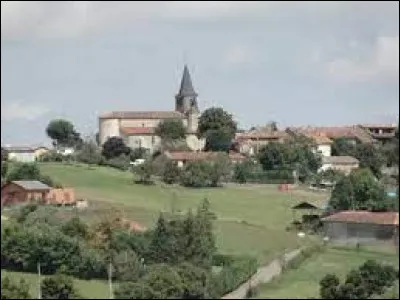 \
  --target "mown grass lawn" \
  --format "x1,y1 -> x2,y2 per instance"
38,162 -> 328,263
1,270 -> 109,299
254,246 -> 399,299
